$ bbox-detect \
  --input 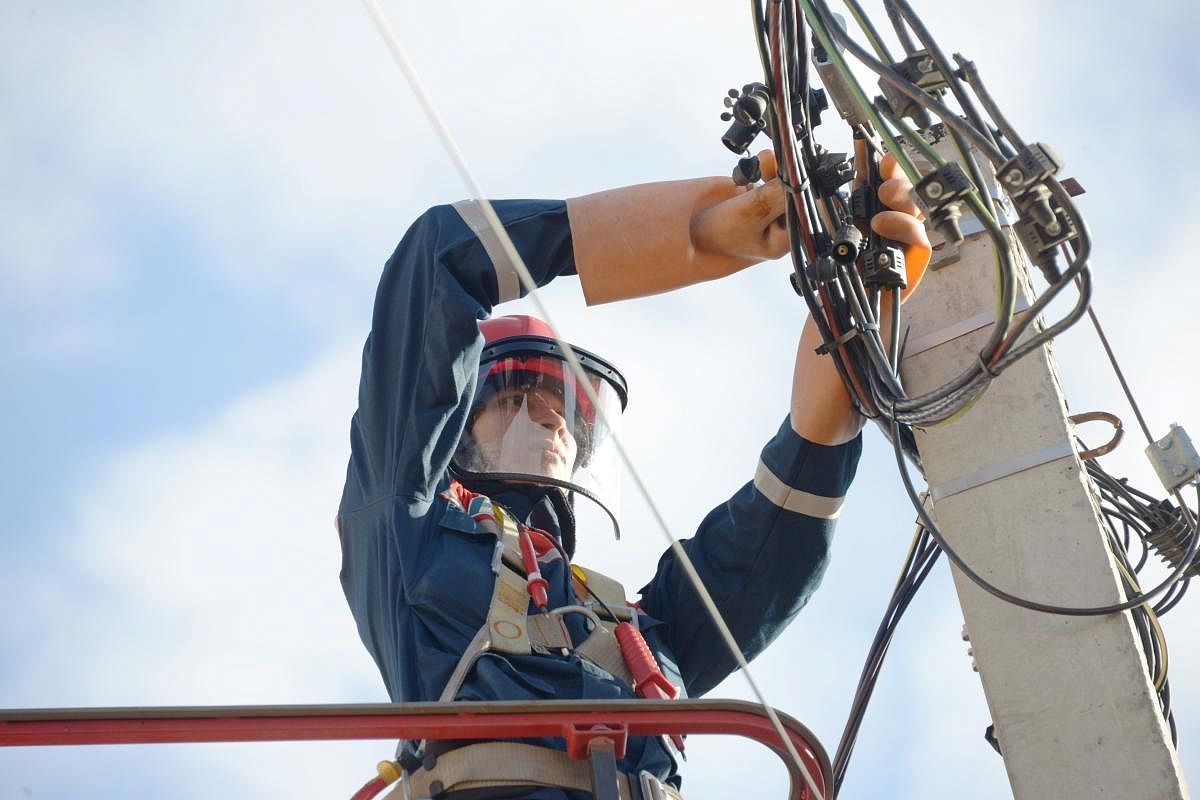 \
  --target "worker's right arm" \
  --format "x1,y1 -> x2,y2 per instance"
342,166 -> 801,513
567,151 -> 789,304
